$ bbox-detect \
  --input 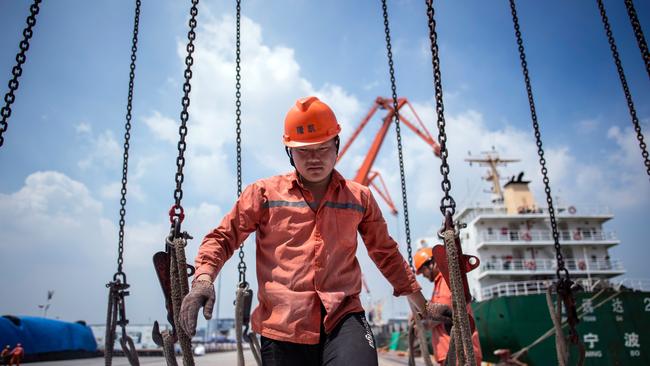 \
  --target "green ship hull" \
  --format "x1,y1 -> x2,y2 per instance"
472,290 -> 650,365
